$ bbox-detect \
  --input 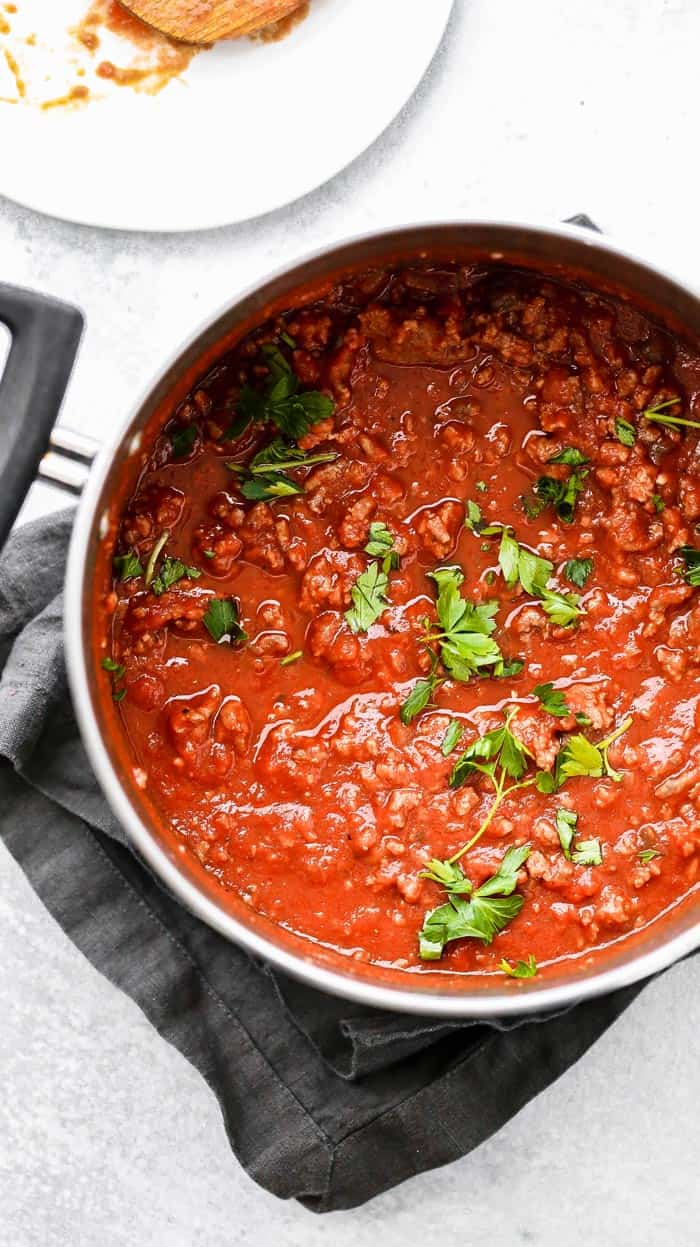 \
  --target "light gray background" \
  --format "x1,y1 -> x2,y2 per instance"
1,1 -> 699,1243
